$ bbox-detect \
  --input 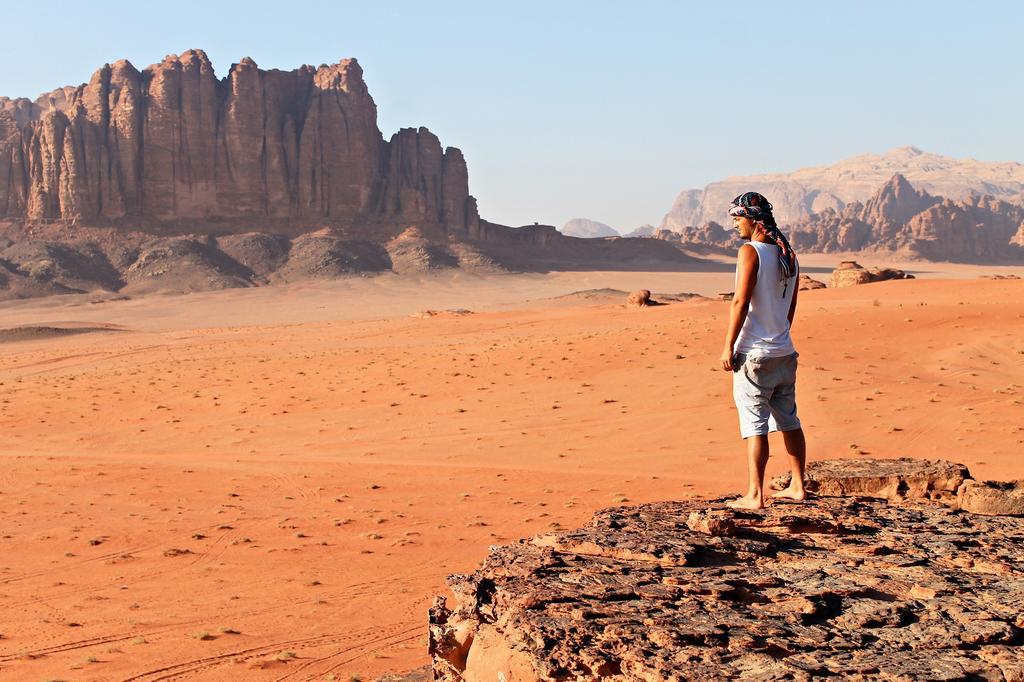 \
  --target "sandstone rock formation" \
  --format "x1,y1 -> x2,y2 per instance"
662,146 -> 1024,228
0,50 -> 479,236
0,50 -> 704,300
430,489 -> 1024,680
829,261 -> 914,288
797,274 -> 825,290
560,219 -> 619,238
791,176 -> 1024,261
626,289 -> 651,307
